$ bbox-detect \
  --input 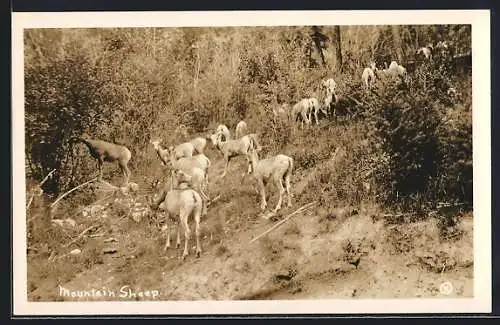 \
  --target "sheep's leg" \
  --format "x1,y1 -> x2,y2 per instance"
285,173 -> 292,208
221,156 -> 230,178
97,158 -> 104,181
176,221 -> 181,249
273,176 -> 285,213
181,212 -> 191,260
164,227 -> 171,251
258,178 -> 267,211
314,108 -> 319,125
194,209 -> 202,257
